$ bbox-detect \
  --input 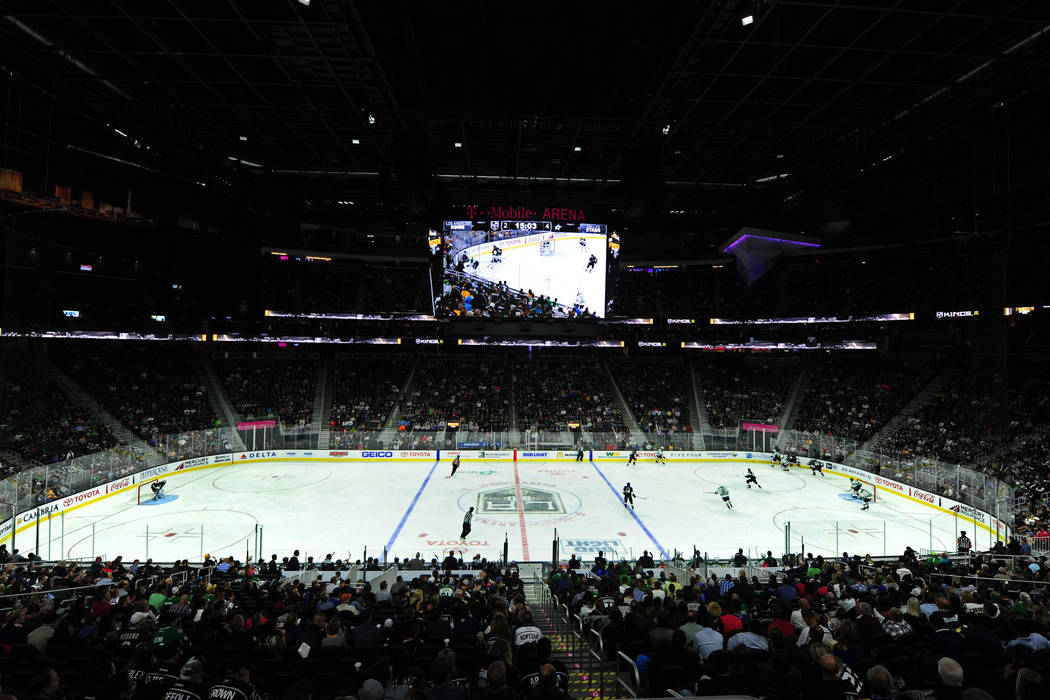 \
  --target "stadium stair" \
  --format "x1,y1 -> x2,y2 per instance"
777,368 -> 809,431
313,355 -> 335,449
379,360 -> 417,448
688,361 -> 710,450
508,368 -> 522,447
37,356 -> 162,461
601,358 -> 647,448
857,365 -> 955,455
198,358 -> 245,450
525,580 -> 632,699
